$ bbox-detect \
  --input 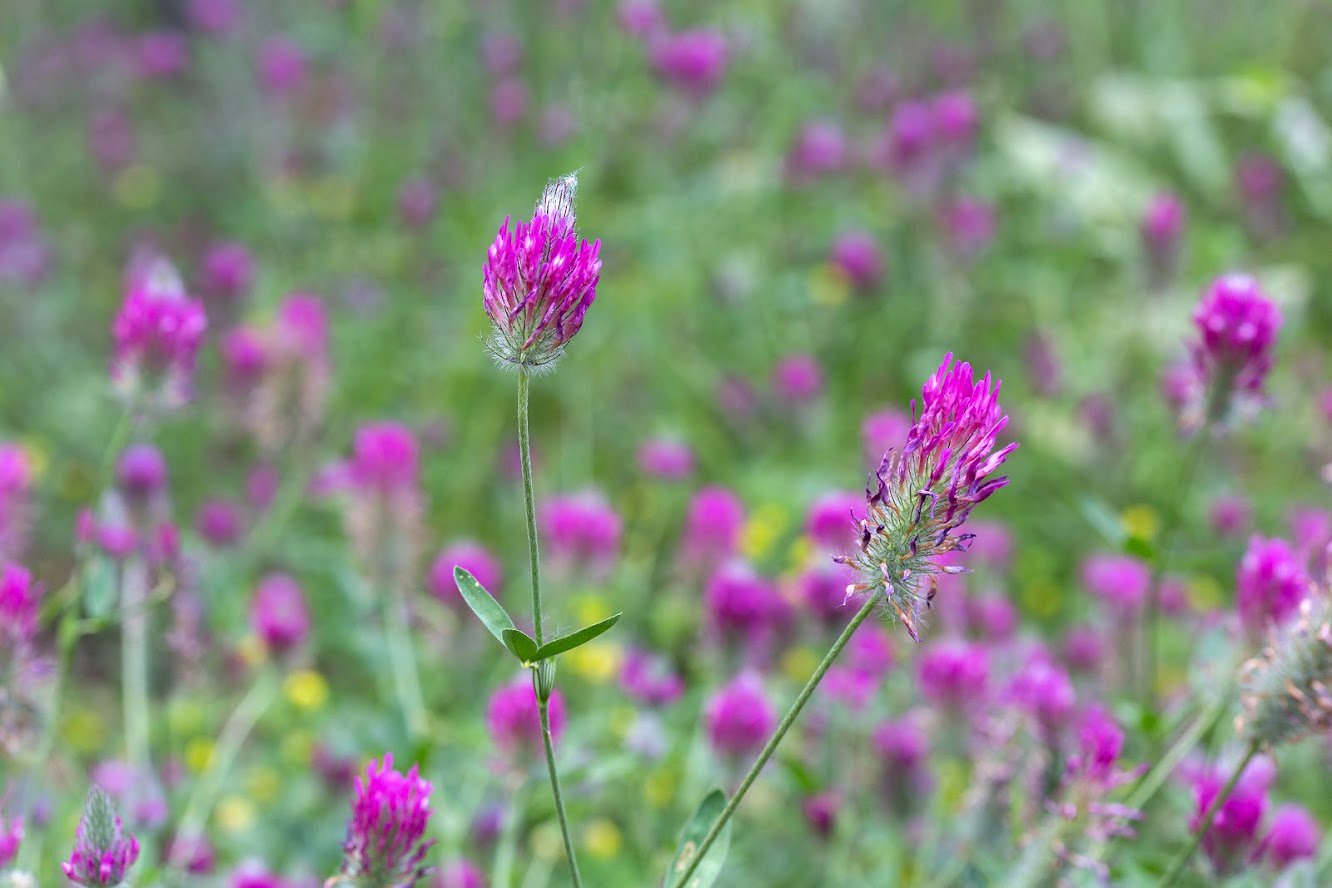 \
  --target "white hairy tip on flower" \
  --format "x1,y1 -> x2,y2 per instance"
536,172 -> 580,225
